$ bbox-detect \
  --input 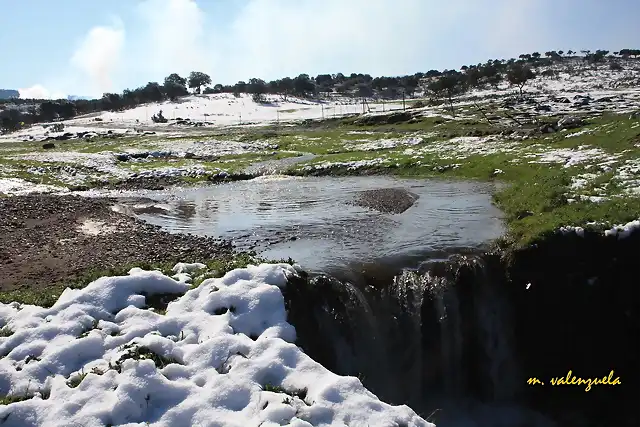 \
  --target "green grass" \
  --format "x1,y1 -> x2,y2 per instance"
275,112 -> 640,247
0,253 -> 293,308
